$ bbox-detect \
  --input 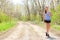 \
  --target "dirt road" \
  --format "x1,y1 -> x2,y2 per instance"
0,22 -> 60,40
